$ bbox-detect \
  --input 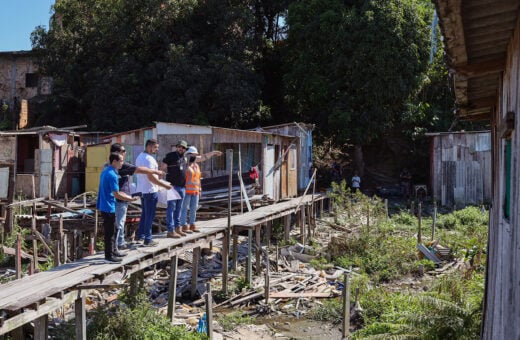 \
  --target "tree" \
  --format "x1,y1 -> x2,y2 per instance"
284,0 -> 431,172
31,0 -> 263,131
